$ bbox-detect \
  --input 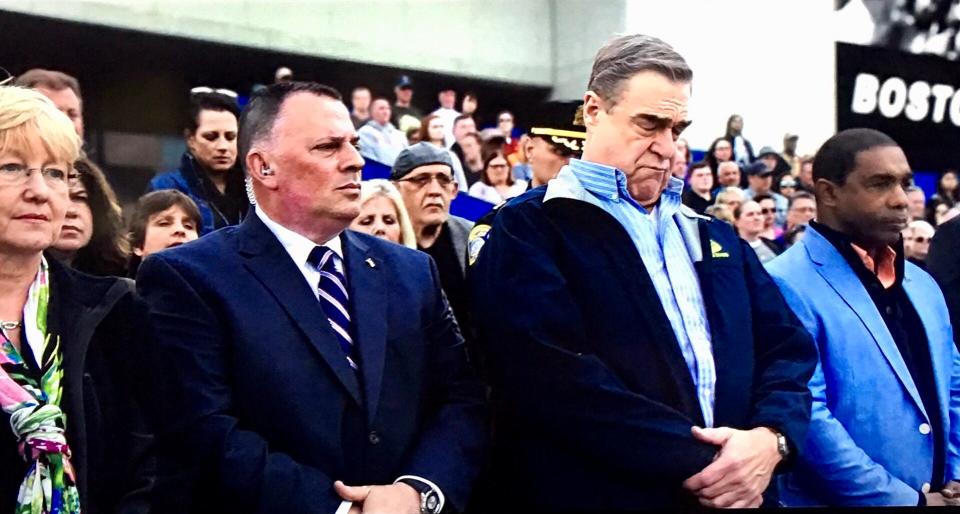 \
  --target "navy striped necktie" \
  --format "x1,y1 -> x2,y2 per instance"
308,245 -> 358,370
